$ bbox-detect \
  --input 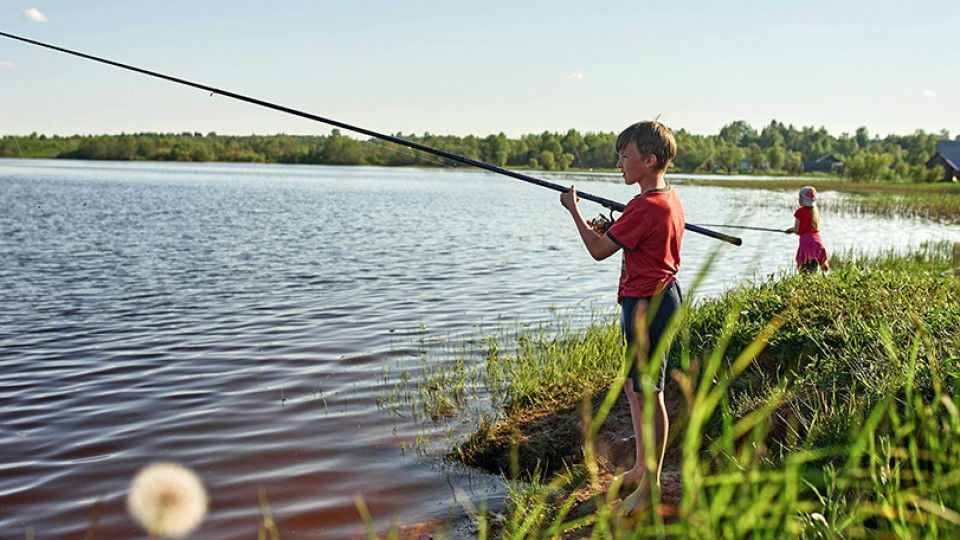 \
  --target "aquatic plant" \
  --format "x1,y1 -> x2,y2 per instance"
674,177 -> 960,223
